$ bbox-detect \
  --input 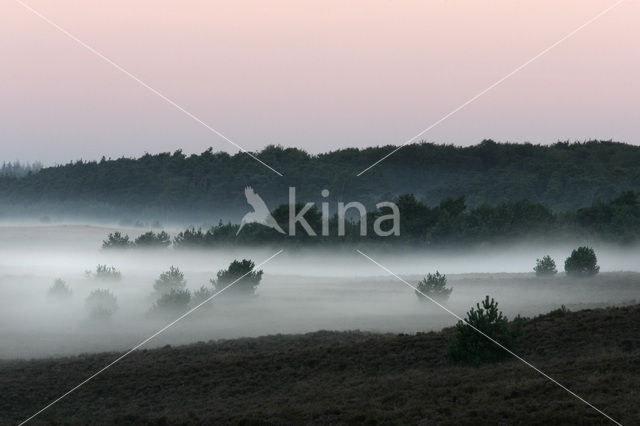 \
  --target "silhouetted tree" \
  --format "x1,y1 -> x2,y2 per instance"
153,266 -> 186,296
102,232 -> 132,249
534,255 -> 557,276
447,296 -> 521,365
415,272 -> 452,301
565,247 -> 600,277
134,231 -> 171,248
212,259 -> 263,295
